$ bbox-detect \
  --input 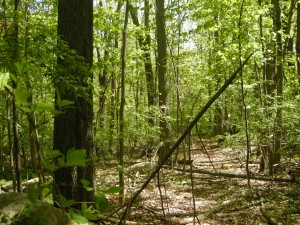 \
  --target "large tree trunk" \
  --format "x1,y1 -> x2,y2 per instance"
54,0 -> 94,202
156,0 -> 170,162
